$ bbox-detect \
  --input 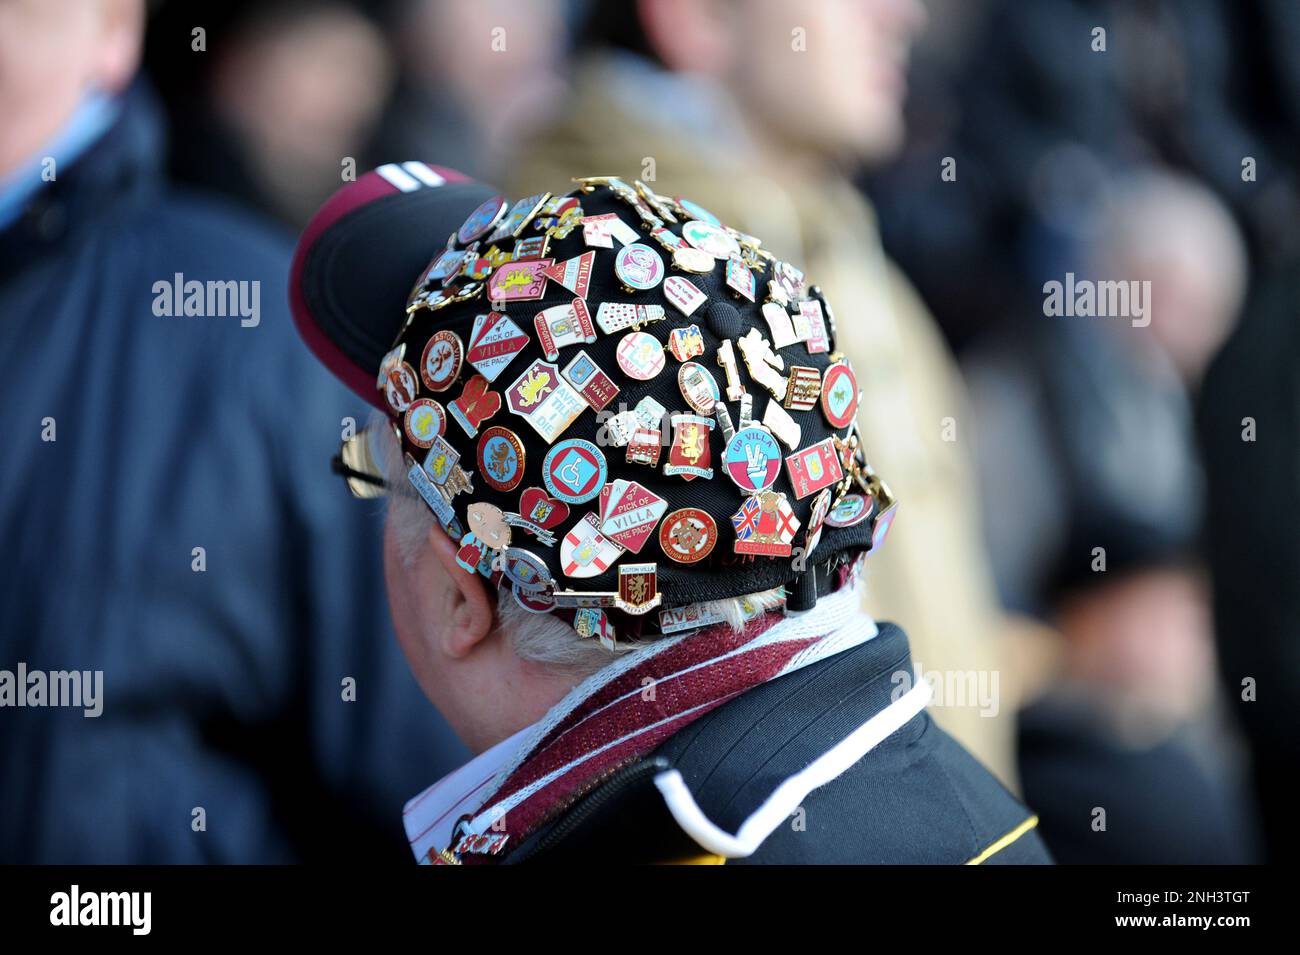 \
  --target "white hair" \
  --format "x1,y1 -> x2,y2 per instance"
370,414 -> 785,674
